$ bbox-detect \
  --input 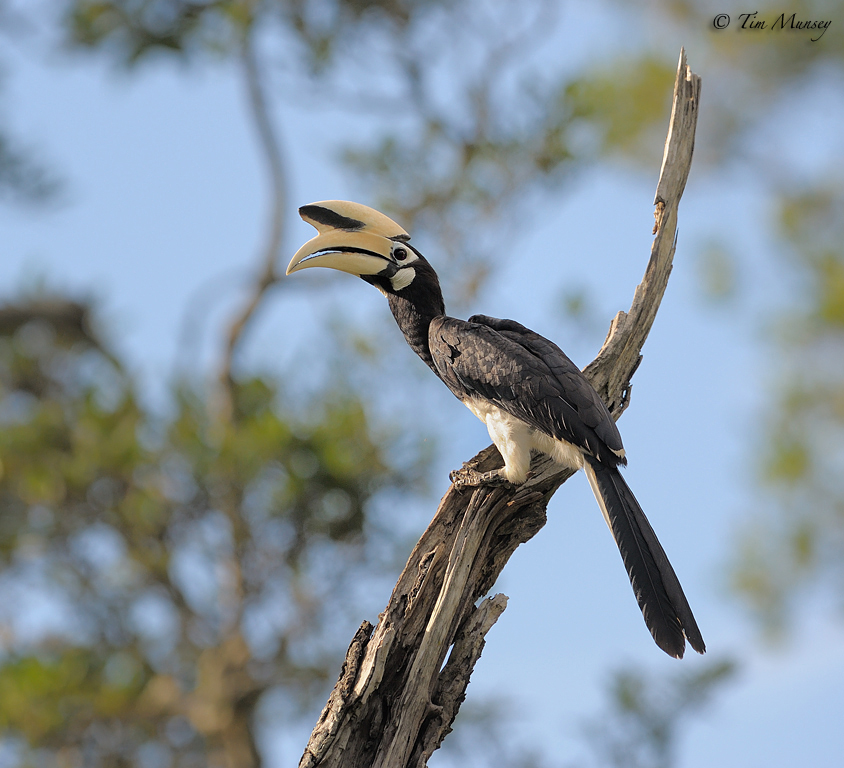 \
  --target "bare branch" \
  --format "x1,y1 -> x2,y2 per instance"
299,49 -> 701,768
218,27 -> 287,421
583,48 -> 702,419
